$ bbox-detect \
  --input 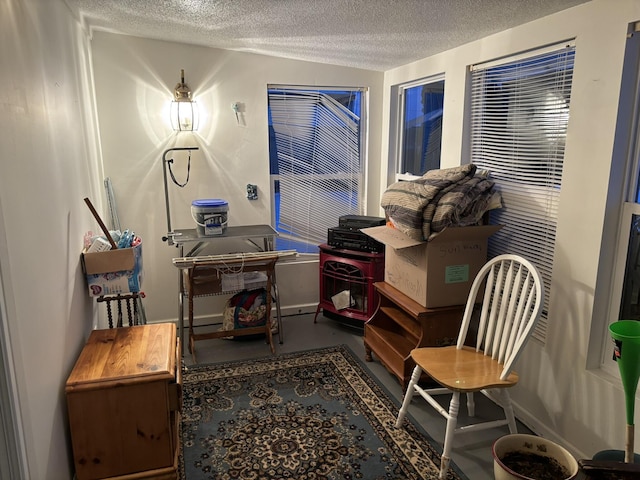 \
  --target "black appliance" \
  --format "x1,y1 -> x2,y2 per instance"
327,215 -> 386,253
